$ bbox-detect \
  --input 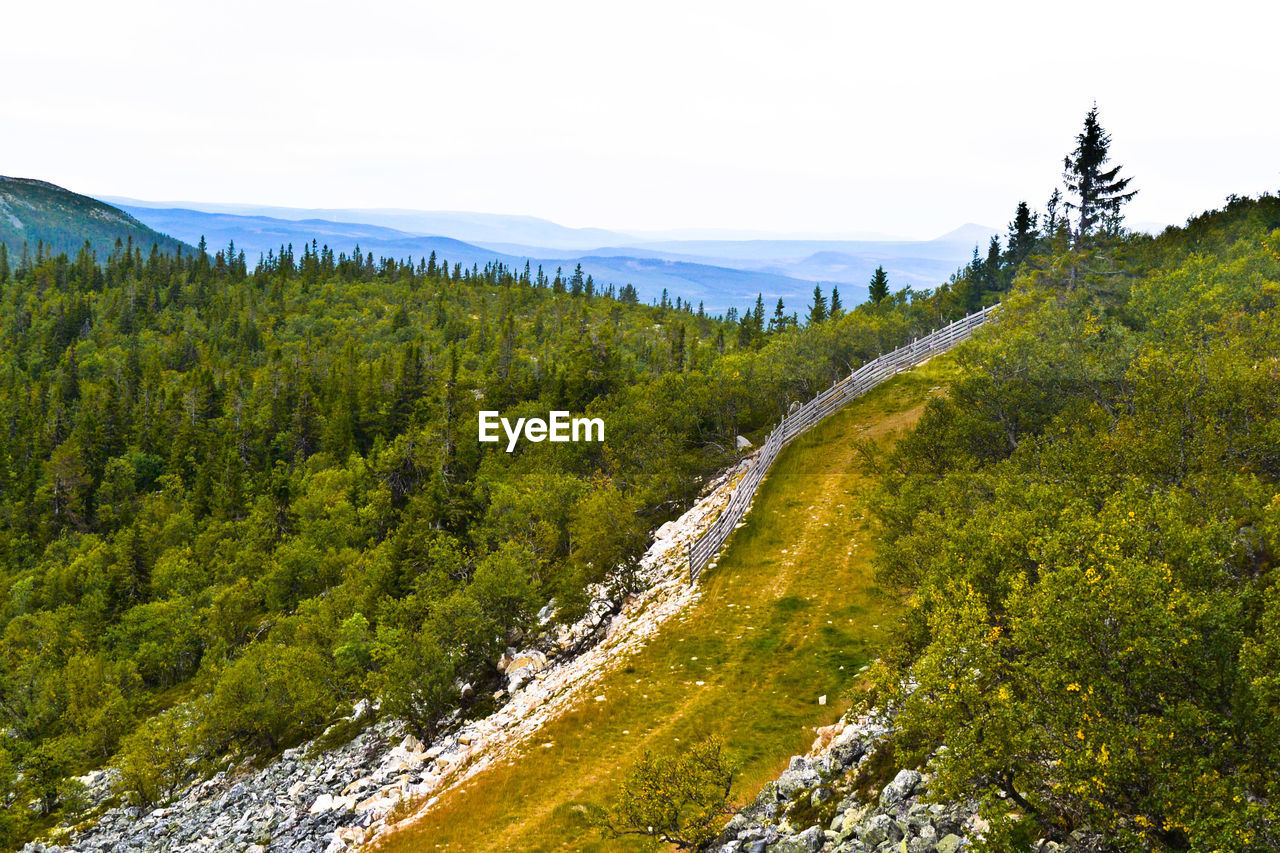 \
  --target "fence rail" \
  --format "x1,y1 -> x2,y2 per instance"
688,303 -> 997,580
